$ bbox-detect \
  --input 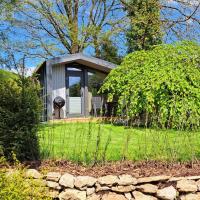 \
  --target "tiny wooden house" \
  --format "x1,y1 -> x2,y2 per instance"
35,53 -> 116,120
